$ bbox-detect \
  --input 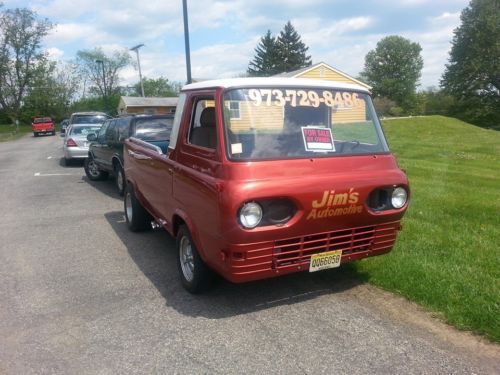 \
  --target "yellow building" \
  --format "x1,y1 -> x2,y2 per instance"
274,62 -> 370,124
274,62 -> 371,90
117,96 -> 178,115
